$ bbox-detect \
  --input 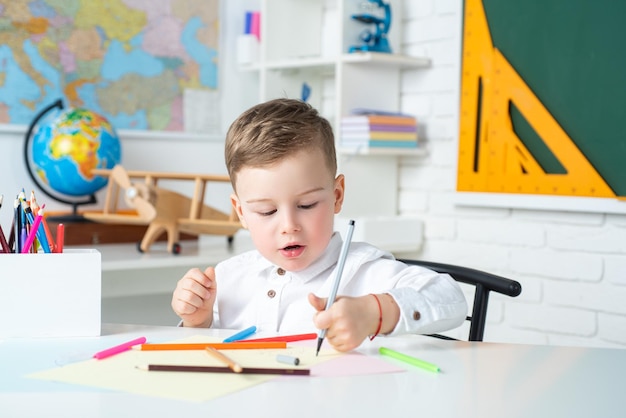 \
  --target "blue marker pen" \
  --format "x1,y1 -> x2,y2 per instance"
223,326 -> 257,343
